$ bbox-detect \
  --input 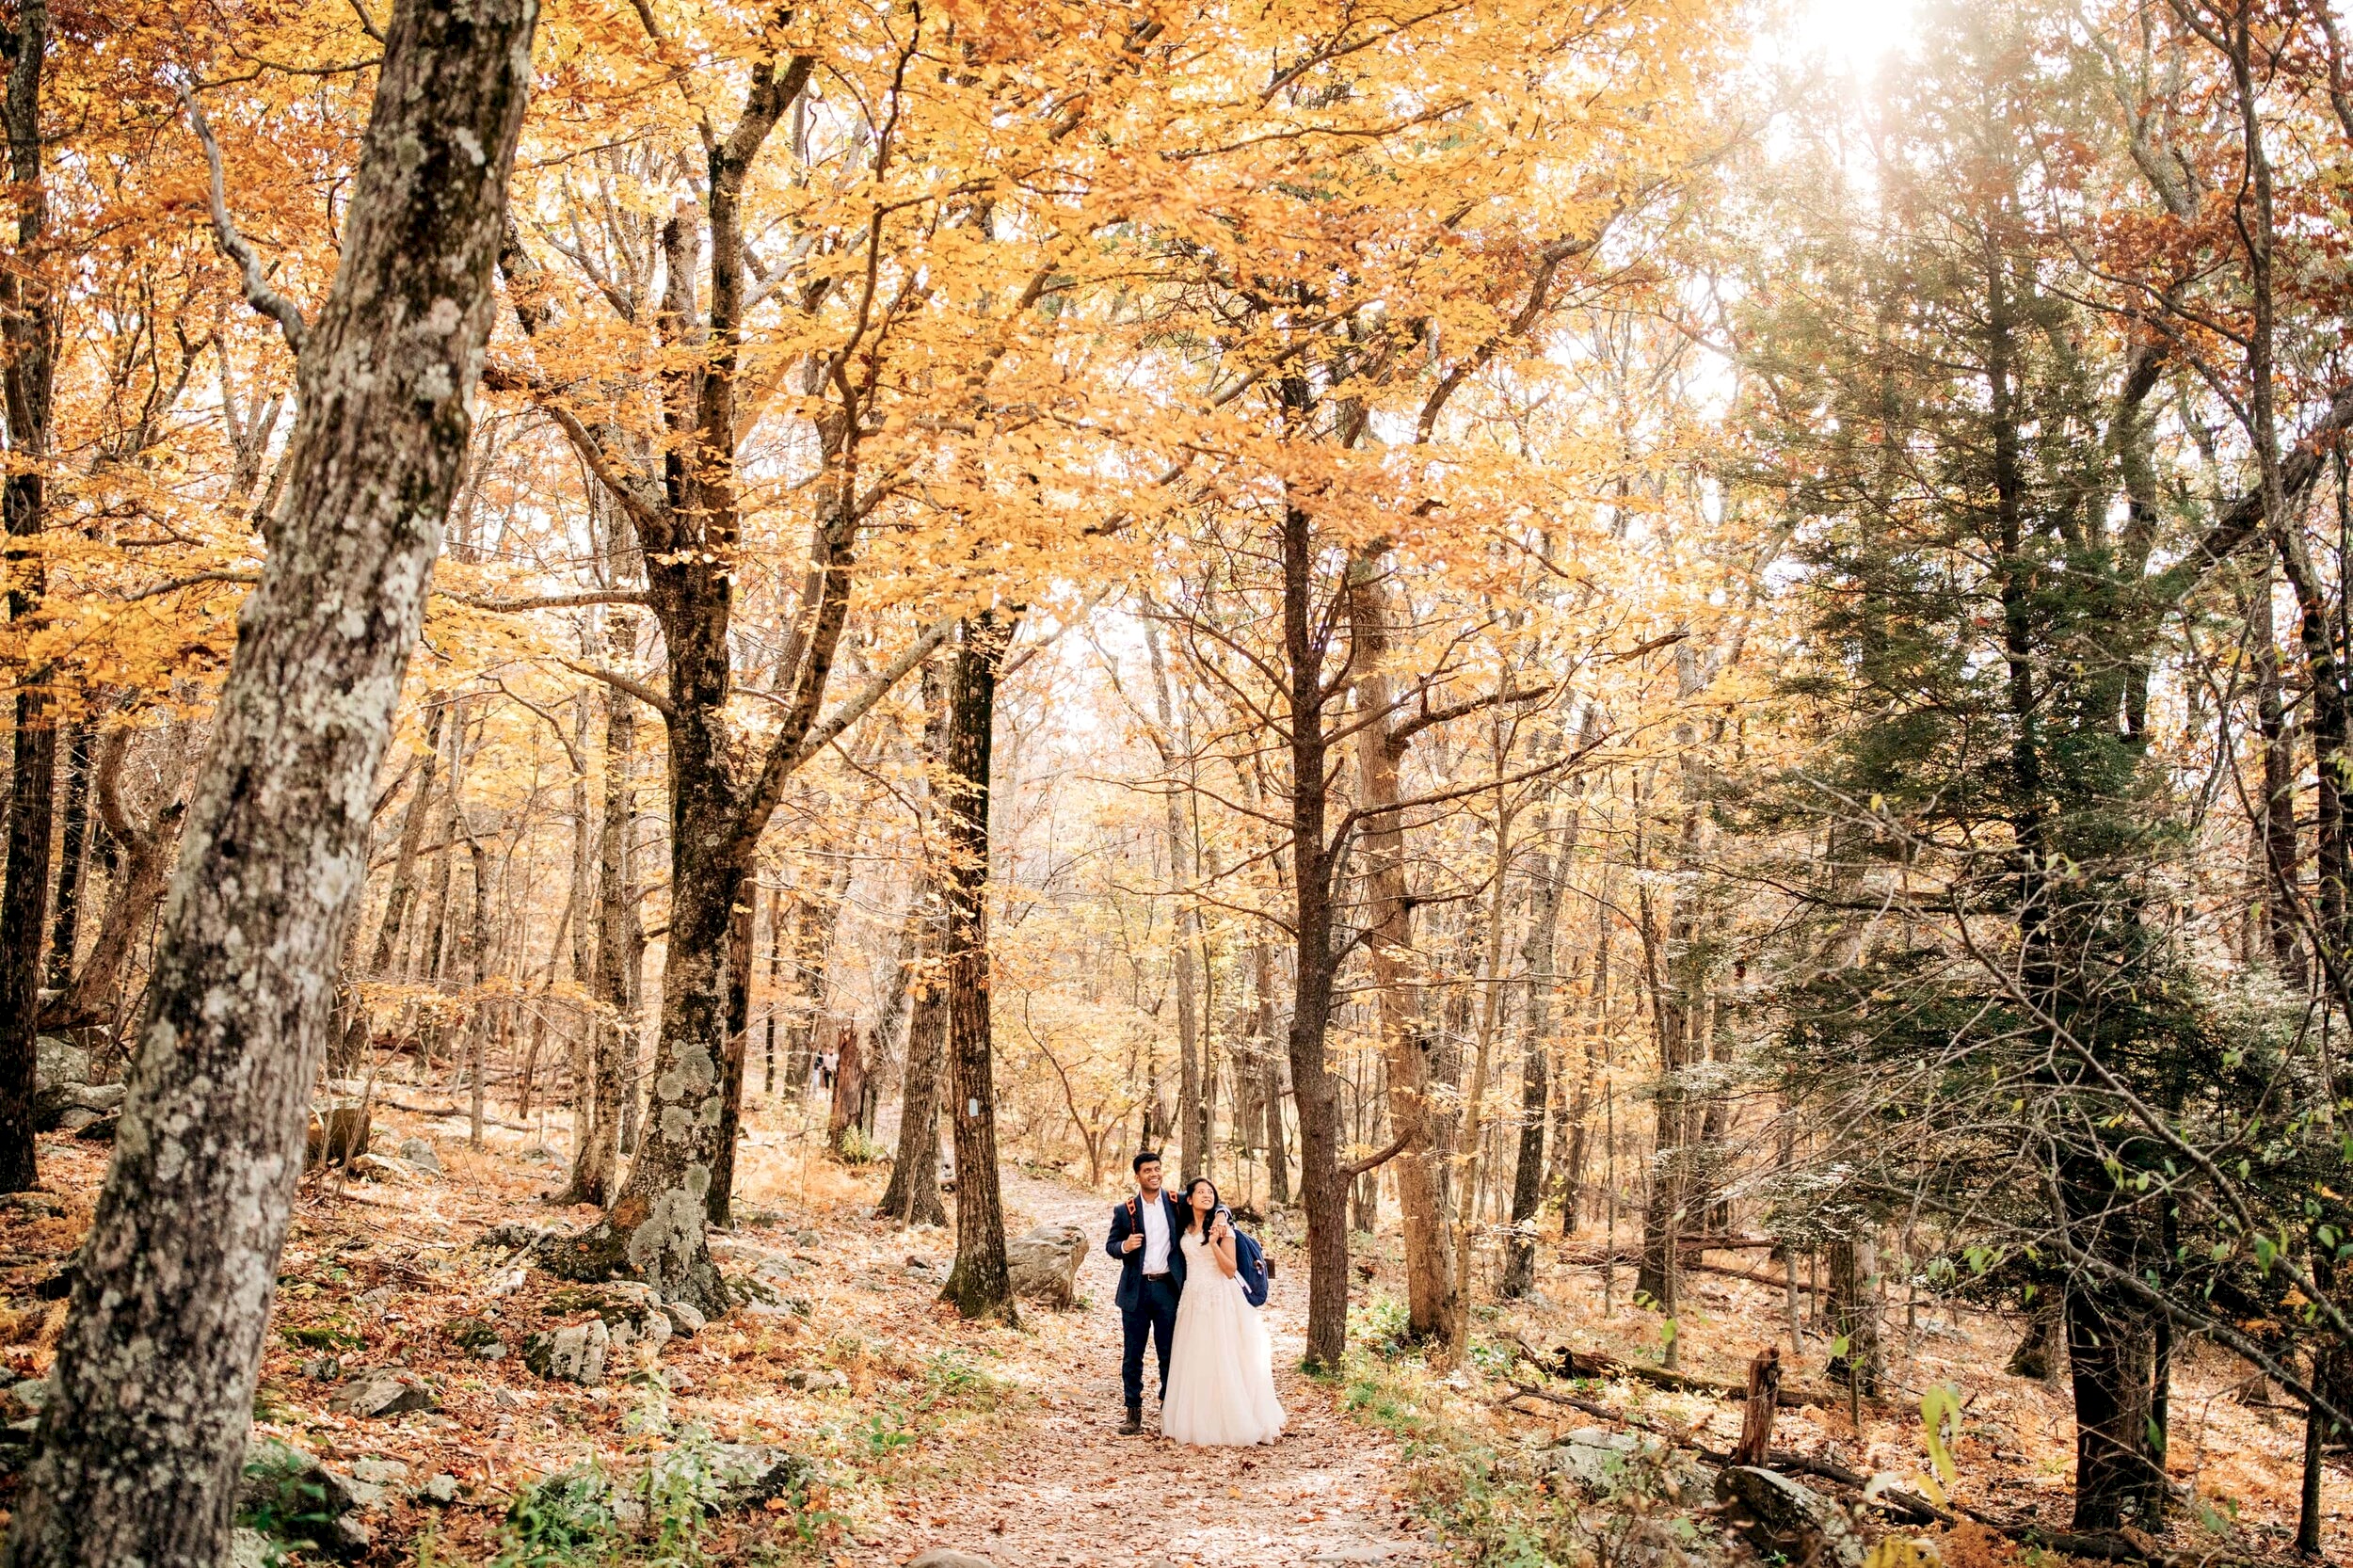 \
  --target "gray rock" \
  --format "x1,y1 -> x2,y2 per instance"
349,1457 -> 409,1487
240,1436 -> 375,1558
0,1191 -> 65,1217
670,1442 -> 814,1511
345,1152 -> 431,1184
1548,1426 -> 1644,1492
445,1317 -> 508,1360
54,1107 -> 100,1133
1714,1465 -> 1866,1568
782,1368 -> 848,1392
326,1369 -> 440,1417
421,1472 -> 460,1505
909,1552 -> 997,1568
230,1528 -> 275,1568
662,1299 -> 707,1337
545,1283 -> 671,1352
34,1036 -> 88,1096
8,1378 -> 46,1414
396,1136 -> 442,1173
524,1319 -> 610,1384
1003,1224 -> 1088,1308
357,1285 -> 395,1314
72,1112 -> 118,1143
793,1228 -> 823,1248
